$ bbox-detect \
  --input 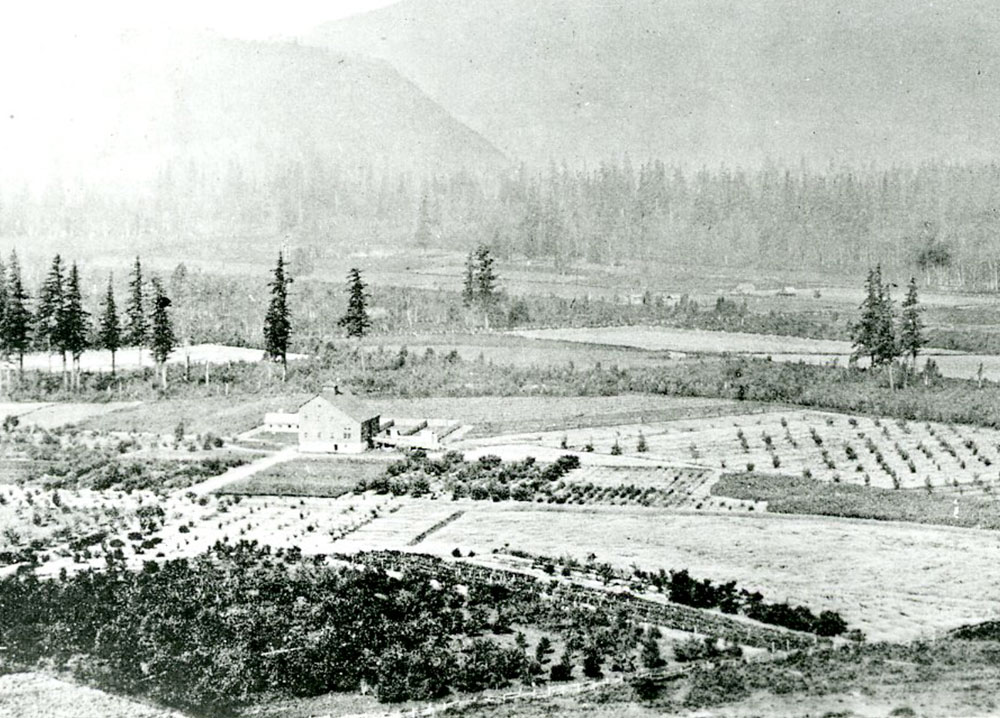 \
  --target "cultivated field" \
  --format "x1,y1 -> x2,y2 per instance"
414,503 -> 1000,641
456,409 -> 1000,492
